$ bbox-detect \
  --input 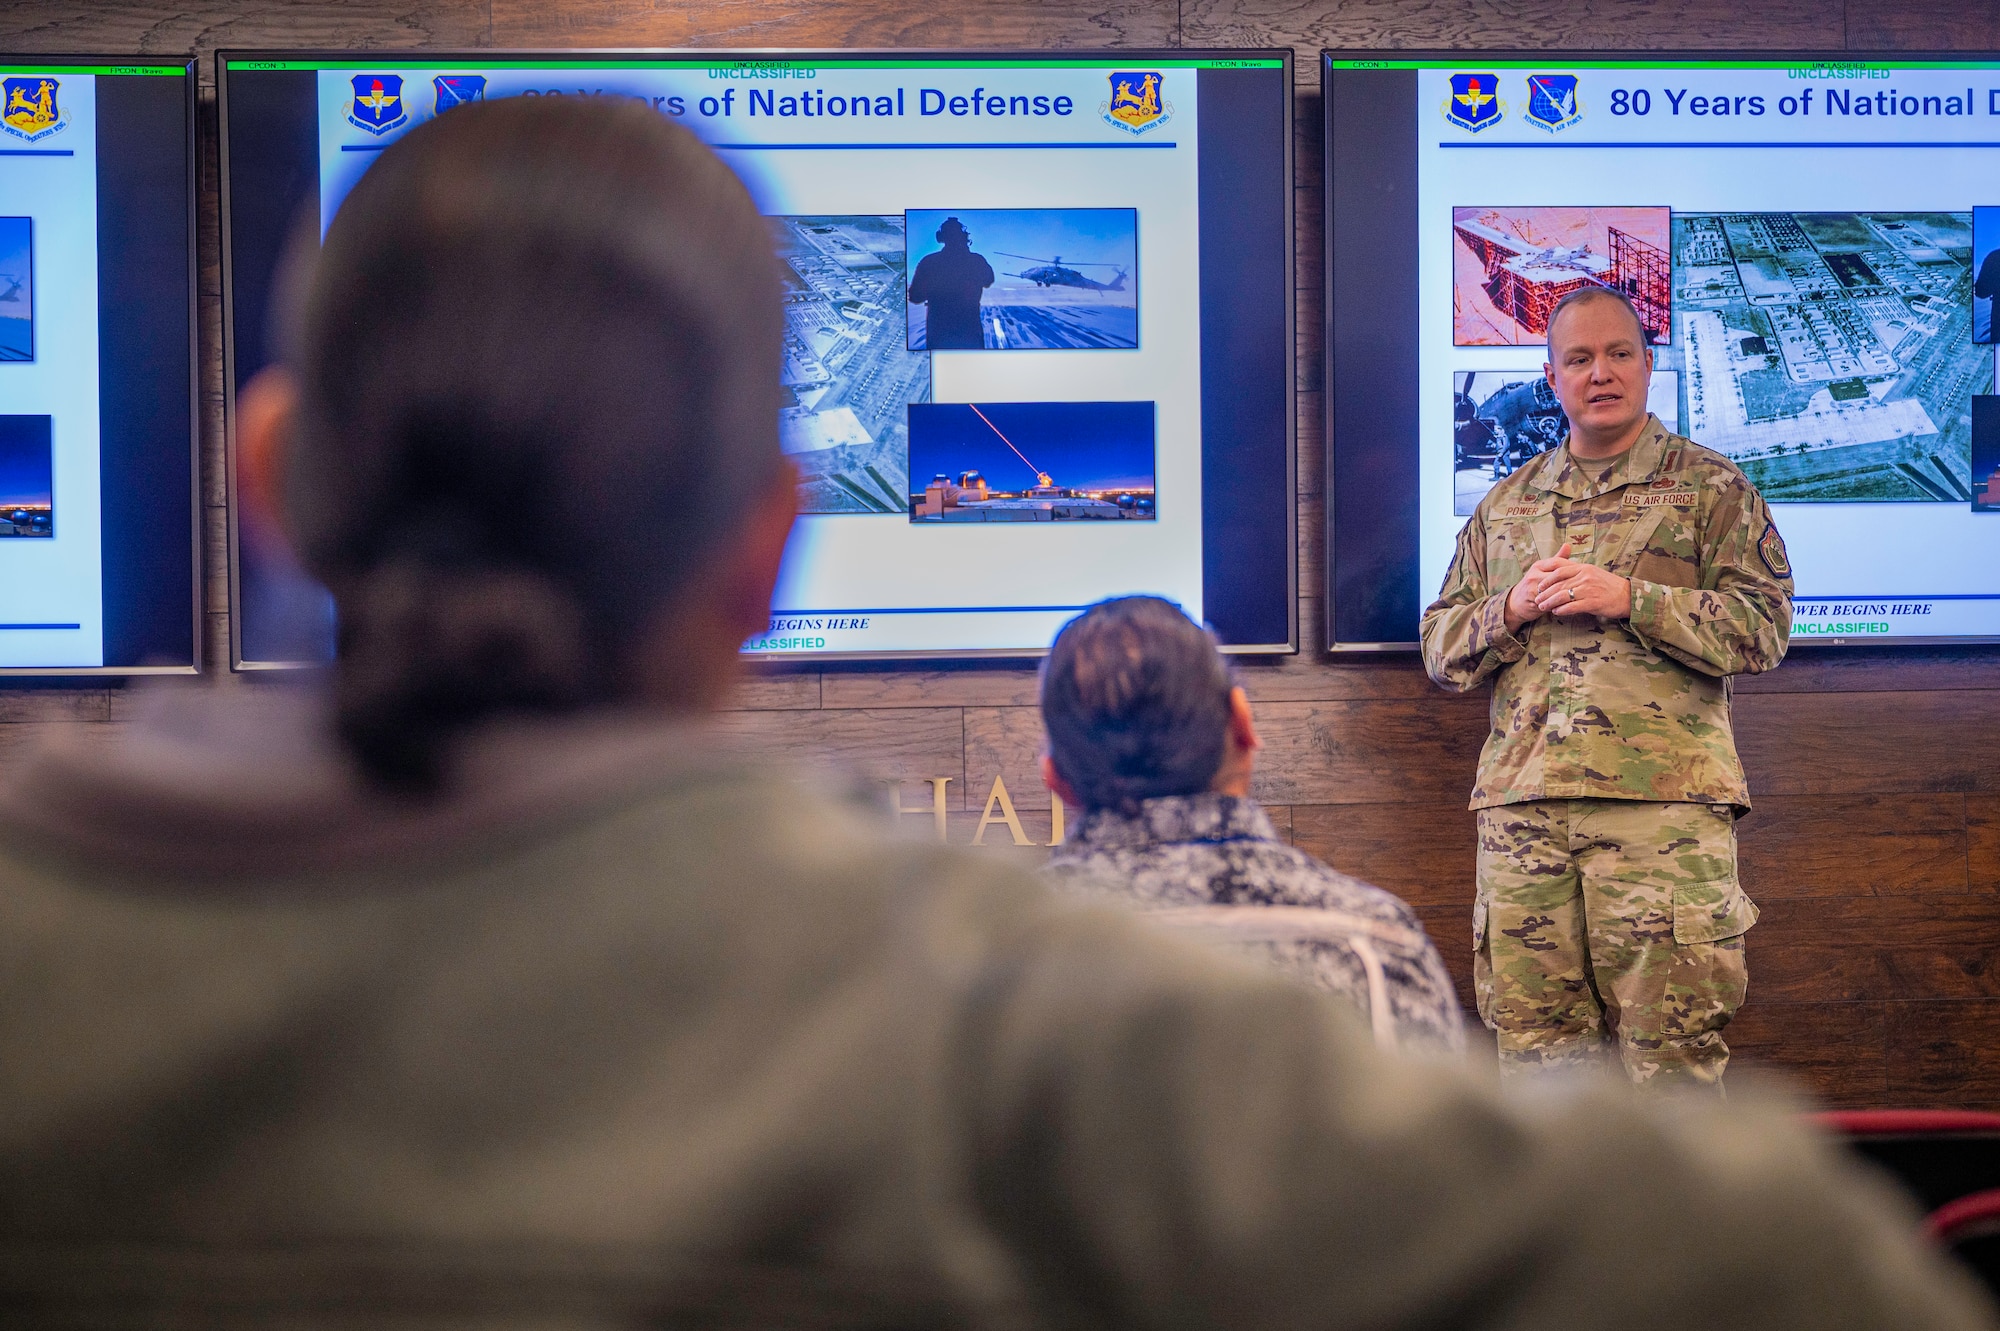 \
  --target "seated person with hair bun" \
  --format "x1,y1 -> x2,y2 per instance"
0,94 -> 1992,1331
1039,596 -> 1464,1055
